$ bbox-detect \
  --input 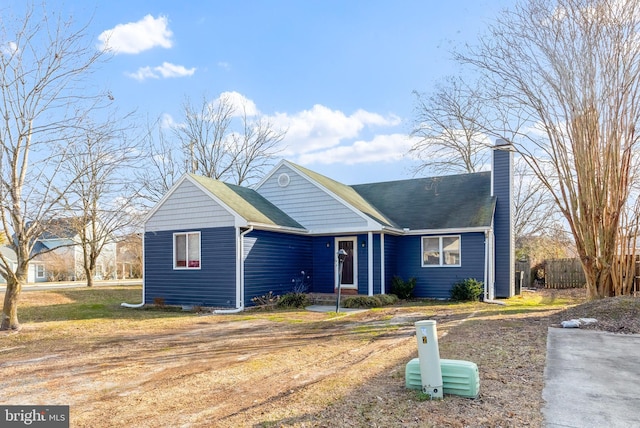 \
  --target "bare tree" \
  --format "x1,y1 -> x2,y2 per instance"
0,3 -> 112,330
410,75 -> 563,254
458,0 -> 640,298
410,77 -> 491,175
177,93 -> 236,179
229,109 -> 286,185
62,118 -> 141,287
136,117 -> 184,207
138,92 -> 285,204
